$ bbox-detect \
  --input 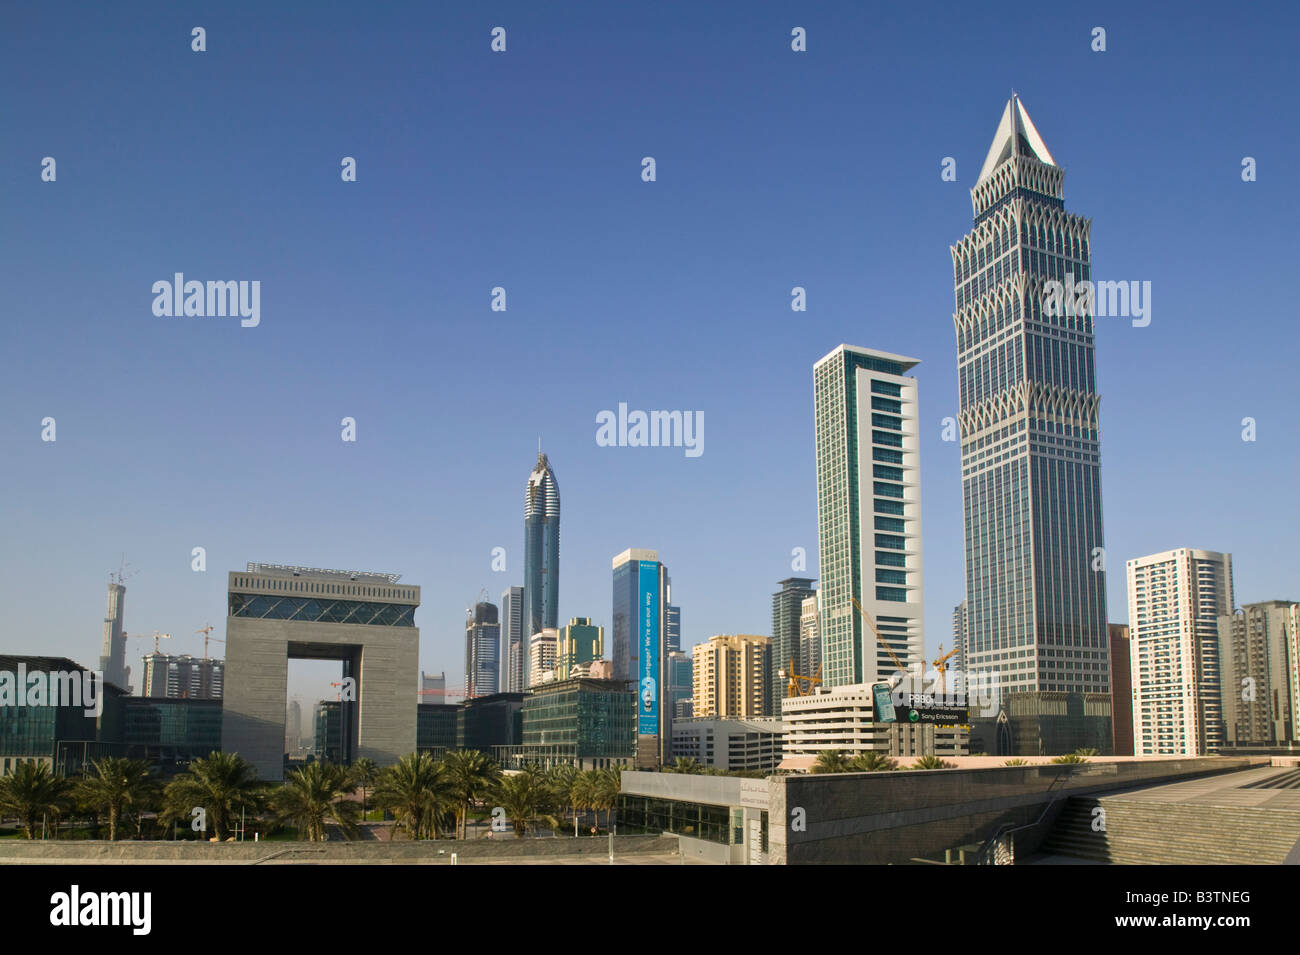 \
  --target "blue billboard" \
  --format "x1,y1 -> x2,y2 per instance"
637,560 -> 660,735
